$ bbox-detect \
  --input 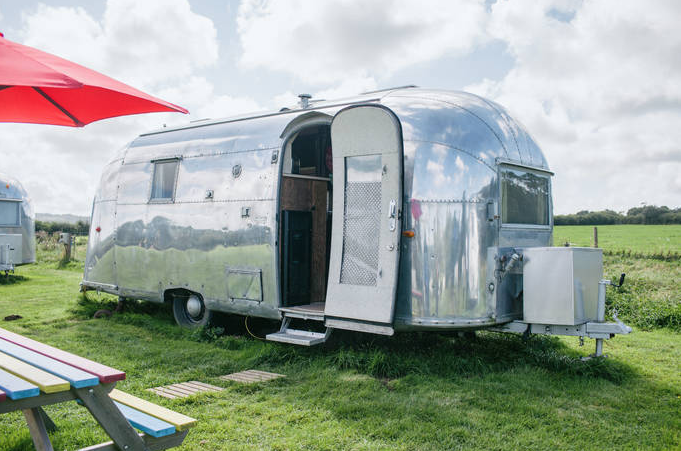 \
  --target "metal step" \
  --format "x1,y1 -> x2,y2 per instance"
277,303 -> 325,322
266,328 -> 331,346
266,317 -> 332,346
